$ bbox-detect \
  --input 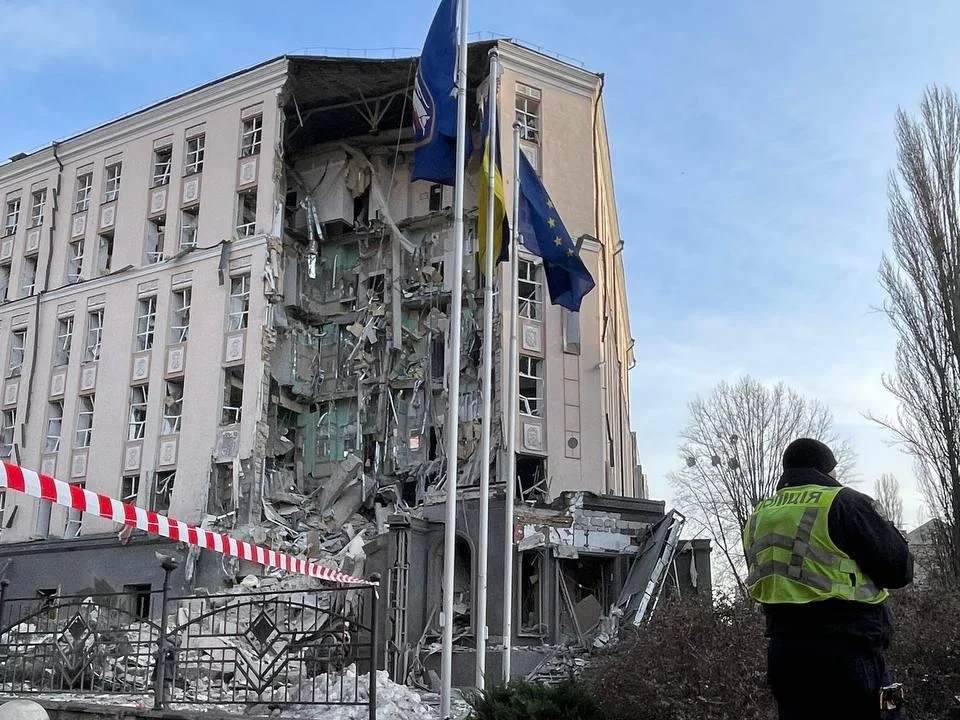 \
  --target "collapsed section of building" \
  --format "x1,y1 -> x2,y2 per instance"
0,40 -> 710,686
